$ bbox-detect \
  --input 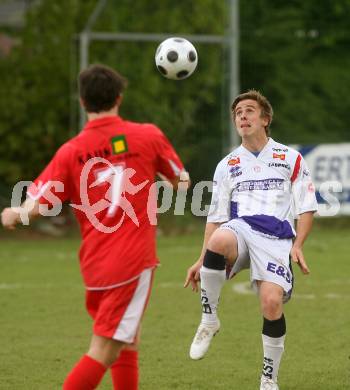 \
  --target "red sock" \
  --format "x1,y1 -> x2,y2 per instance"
63,355 -> 107,390
110,350 -> 139,390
